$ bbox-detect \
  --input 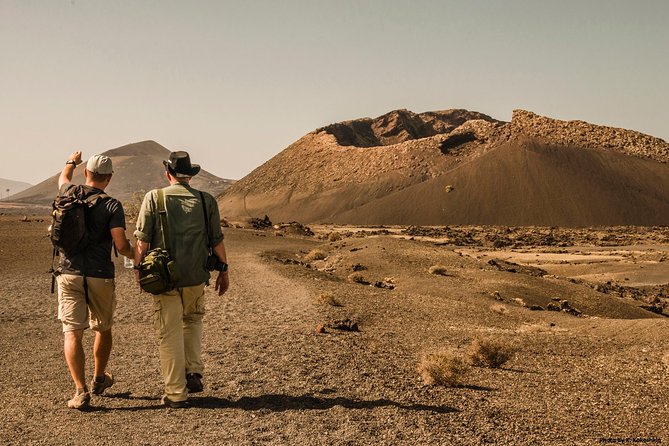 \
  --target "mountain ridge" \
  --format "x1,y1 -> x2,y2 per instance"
219,108 -> 669,227
10,140 -> 234,206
